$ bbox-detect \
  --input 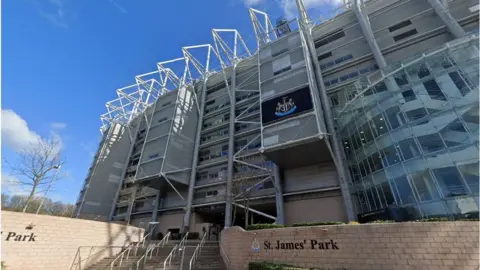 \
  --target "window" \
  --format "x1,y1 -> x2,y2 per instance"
384,106 -> 405,130
449,71 -> 470,96
381,181 -> 395,205
423,80 -> 446,100
314,30 -> 345,48
394,74 -> 409,86
439,119 -> 469,147
374,83 -> 387,93
417,133 -> 445,153
317,52 -> 332,61
458,162 -> 479,195
433,166 -> 469,197
405,108 -> 428,122
272,48 -> 288,58
393,29 -> 418,42
397,138 -> 420,160
402,89 -> 416,102
330,94 -> 339,107
410,170 -> 440,201
206,99 -> 215,106
162,101 -> 172,107
382,144 -> 401,166
221,145 -> 229,151
199,150 -> 210,156
206,190 -> 219,197
392,176 -> 416,204
370,114 -> 388,137
388,20 -> 412,32
272,54 -> 291,76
